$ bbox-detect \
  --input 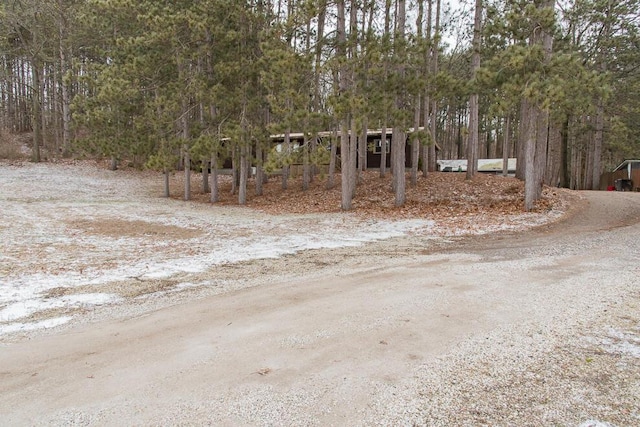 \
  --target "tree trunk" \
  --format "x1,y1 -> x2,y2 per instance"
427,107 -> 437,172
181,93 -> 191,200
359,119 -> 368,176
584,138 -> 593,190
421,105 -> 430,175
516,99 -> 528,181
393,129 -> 406,206
411,95 -> 420,186
239,144 -> 248,204
411,0 -> 423,186
523,99 -> 538,211
592,98 -> 604,190
315,2 -> 327,186
534,107 -> 549,199
467,94 -> 480,179
4,57 -> 14,131
282,128 -> 290,190
381,0 -> 392,179
571,143 -> 581,190
210,153 -> 219,203
457,108 -> 464,159
533,0 -> 554,197
380,124 -> 388,178
327,128 -> 337,189
255,142 -> 264,196
349,117 -> 358,198
32,61 -> 42,163
349,0 -> 359,195
591,1 -> 611,191
202,160 -> 210,193
466,0 -> 482,180
340,121 -> 353,210
231,145 -> 239,195
183,145 -> 191,201
393,0 -> 407,206
163,168 -> 170,198
59,4 -> 72,157
303,137 -> 310,191
422,0 -> 433,175
502,115 -> 510,177
545,123 -> 562,187
560,117 -> 570,188
337,0 -> 354,210
428,0 -> 441,172
314,1 -> 326,113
